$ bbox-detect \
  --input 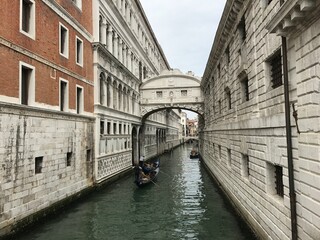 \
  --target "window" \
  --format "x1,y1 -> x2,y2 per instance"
113,123 -> 117,134
71,0 -> 82,10
119,124 -> 122,134
139,62 -> 142,80
20,0 -> 35,39
275,165 -> 284,197
225,45 -> 230,64
268,50 -> 282,89
241,154 -> 249,178
227,148 -> 231,167
60,79 -> 68,111
66,152 -> 72,166
75,37 -> 83,66
35,156 -> 43,174
218,145 -> 221,160
241,76 -> 250,102
76,86 -> 83,114
225,87 -> 231,110
107,122 -> 111,134
124,124 -> 127,134
20,62 -> 35,105
59,23 -> 69,58
181,90 -> 187,97
156,91 -> 163,98
266,163 -> 284,197
86,149 -> 91,162
100,120 -> 105,134
238,15 -> 246,42
218,100 -> 222,114
217,63 -> 221,78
